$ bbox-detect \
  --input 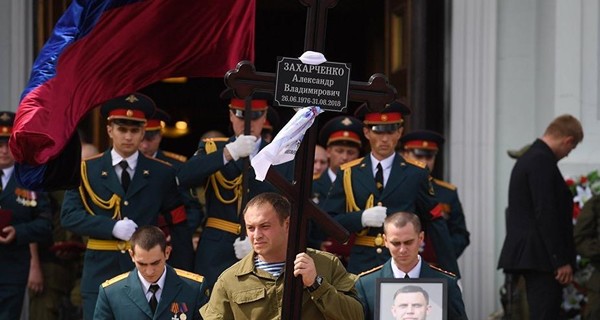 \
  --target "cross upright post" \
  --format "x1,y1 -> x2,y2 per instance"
224,1 -> 398,318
